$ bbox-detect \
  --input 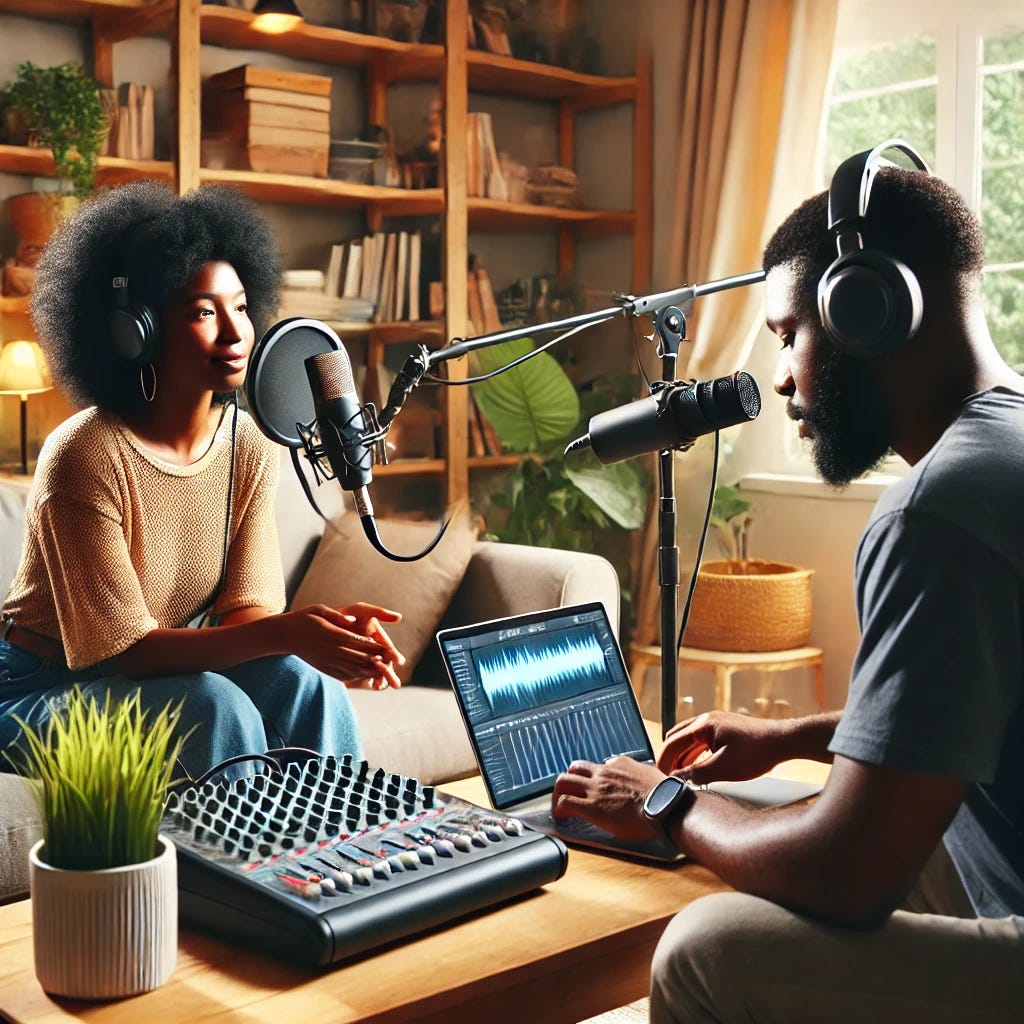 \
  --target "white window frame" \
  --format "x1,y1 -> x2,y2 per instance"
741,0 -> 1024,493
